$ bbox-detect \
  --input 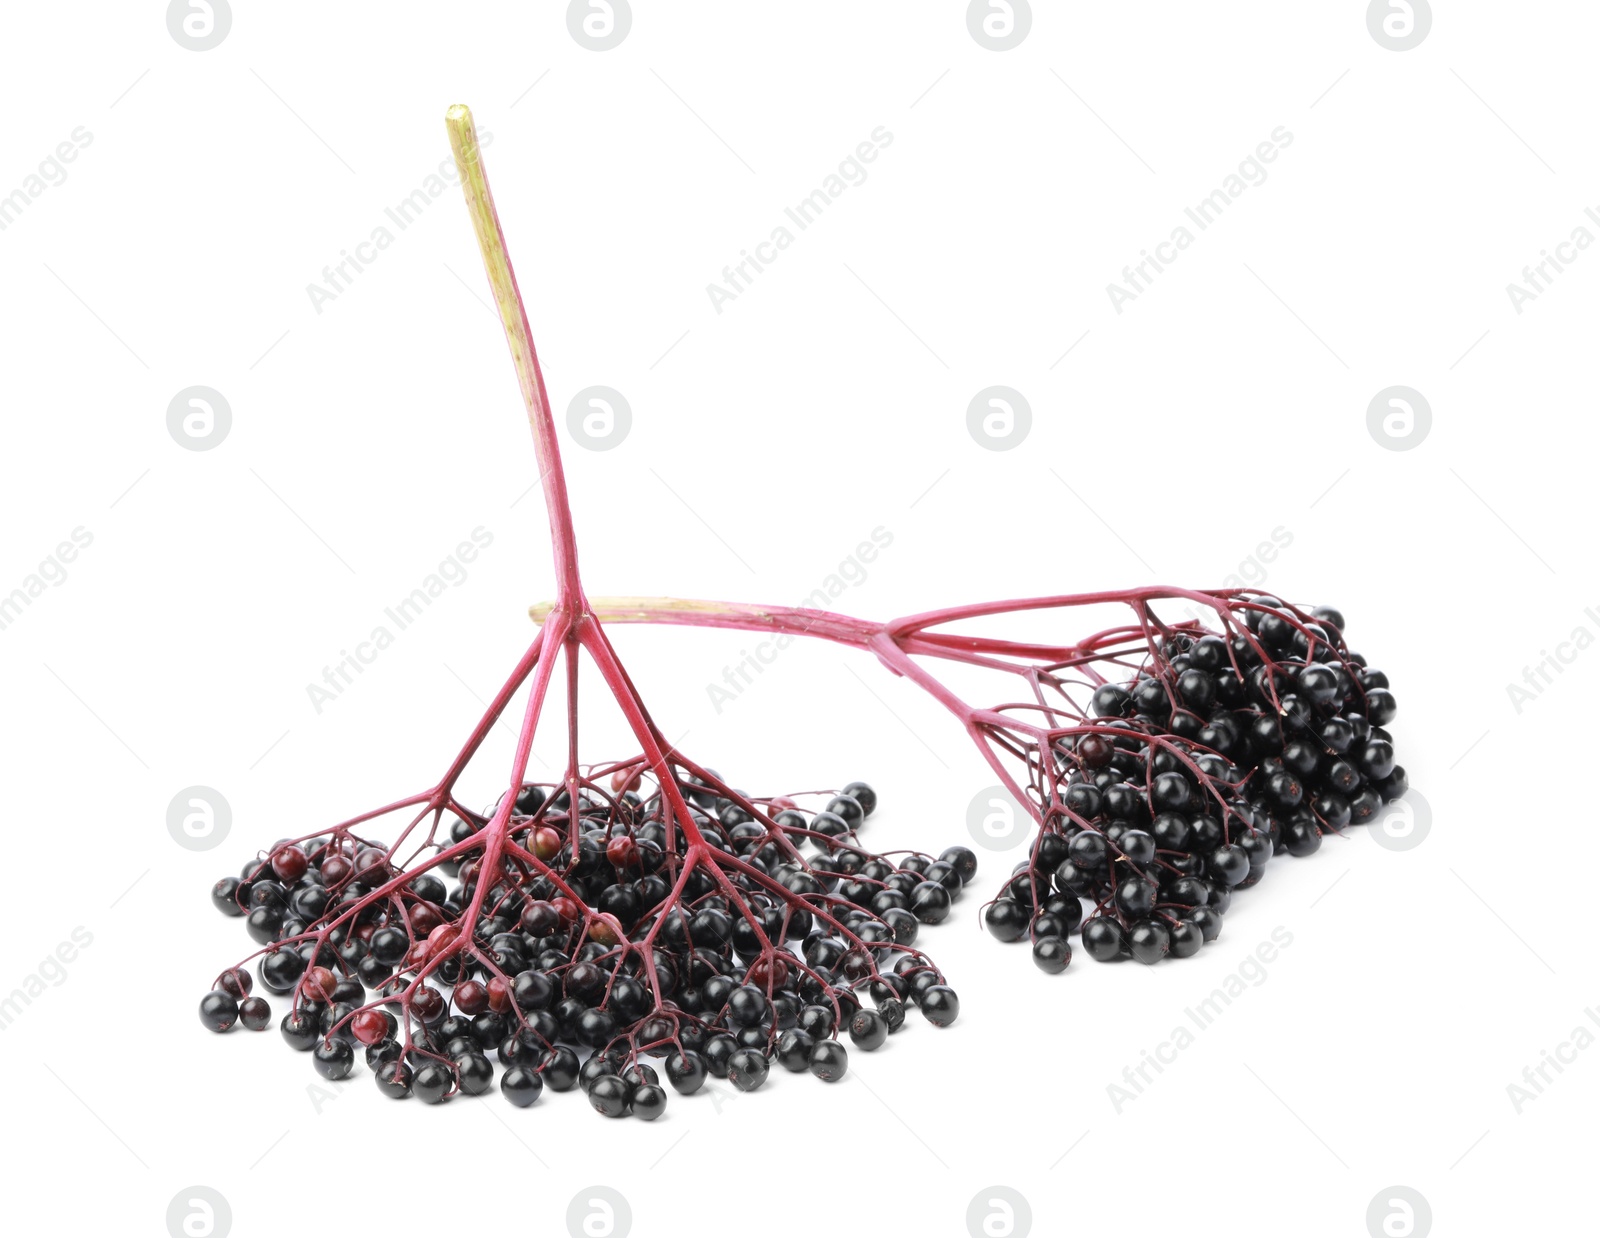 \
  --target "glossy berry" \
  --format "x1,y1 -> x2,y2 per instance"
211,877 -> 246,917
541,1047 -> 581,1092
848,1009 -> 887,1051
500,1065 -> 543,1107
312,1038 -> 354,1080
1032,936 -> 1071,974
351,1010 -> 389,1046
825,794 -> 865,828
199,991 -> 238,1032
238,996 -> 271,1031
630,1084 -> 667,1120
1168,920 -> 1204,959
984,899 -> 1028,943
1209,845 -> 1250,887
412,1062 -> 453,1105
280,1010 -> 320,1051
841,781 -> 877,816
375,1061 -> 413,1099
245,905 -> 283,945
666,1051 -> 708,1095
703,1033 -> 738,1078
455,1051 -> 494,1096
1188,906 -> 1224,942
1283,818 -> 1322,856
259,949 -> 304,994
939,845 -> 978,884
726,985 -> 767,1027
1115,877 -> 1156,918
775,1028 -> 814,1072
1082,918 -> 1126,962
270,846 -> 308,883
727,1048 -> 770,1092
910,881 -> 951,924
919,985 -> 960,1027
808,1039 -> 848,1081
587,1074 -> 631,1117
1127,920 -> 1170,965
